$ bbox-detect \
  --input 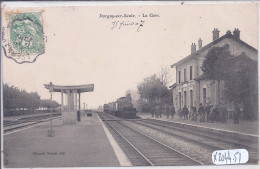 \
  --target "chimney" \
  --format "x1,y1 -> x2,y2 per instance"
233,28 -> 240,39
226,30 -> 231,35
198,38 -> 202,49
212,28 -> 220,41
191,43 -> 196,53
